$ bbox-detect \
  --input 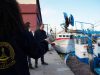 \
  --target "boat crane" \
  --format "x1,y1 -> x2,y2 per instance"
63,12 -> 100,75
